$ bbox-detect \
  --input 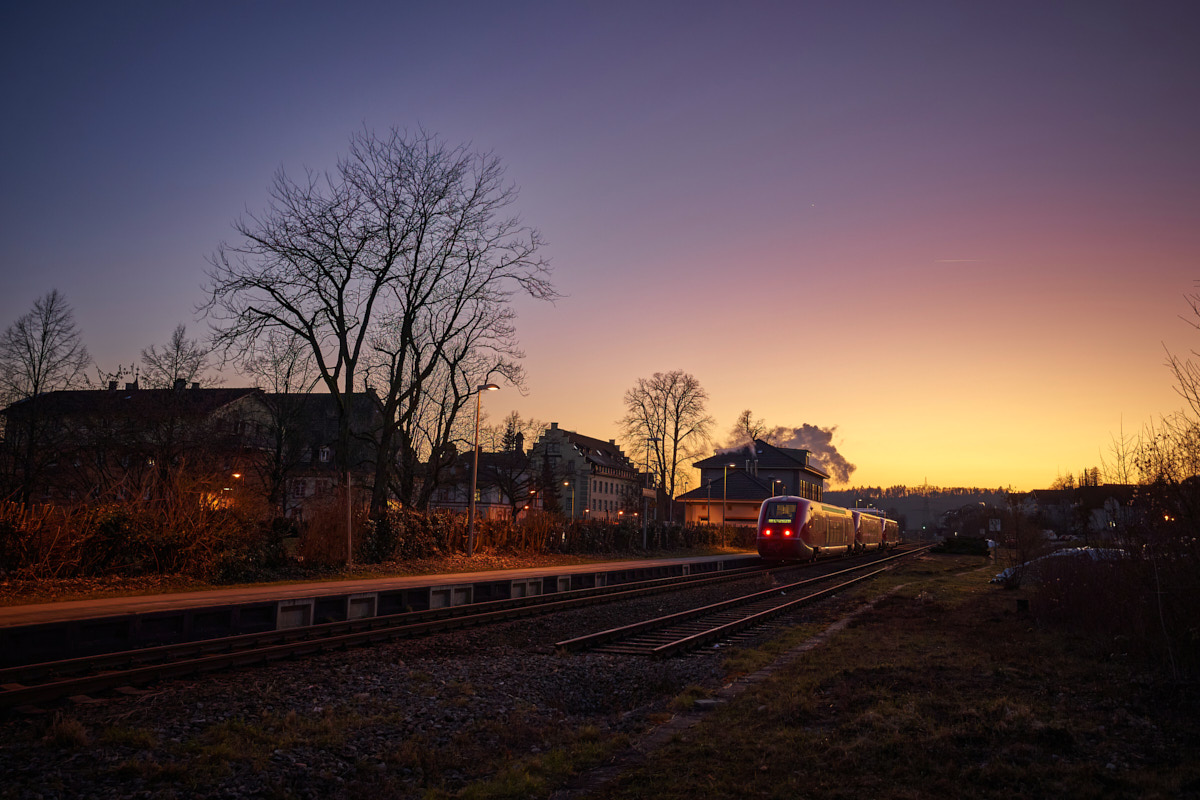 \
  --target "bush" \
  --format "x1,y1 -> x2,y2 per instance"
1029,521 -> 1200,677
932,536 -> 990,556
